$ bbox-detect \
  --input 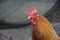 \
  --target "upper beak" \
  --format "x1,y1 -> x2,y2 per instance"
28,16 -> 31,19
